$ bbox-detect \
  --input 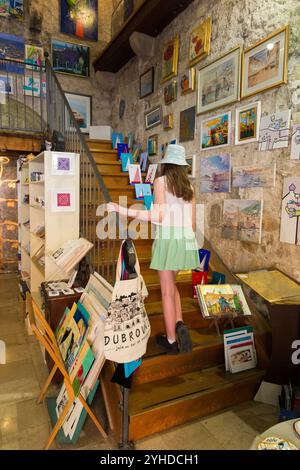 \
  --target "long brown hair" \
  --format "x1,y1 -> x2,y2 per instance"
161,164 -> 193,202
